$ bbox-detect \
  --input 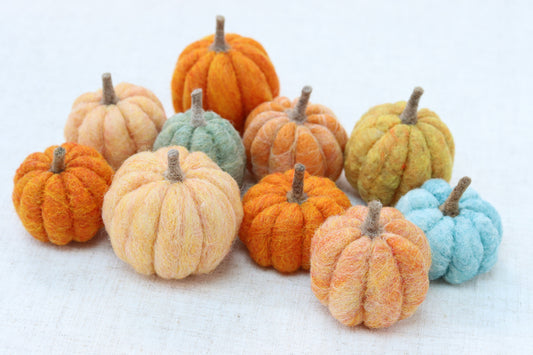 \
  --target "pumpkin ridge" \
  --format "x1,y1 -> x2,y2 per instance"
42,174 -> 75,244
358,127 -> 403,203
182,181 -> 209,273
251,118 -> 287,176
382,233 -> 410,314
416,122 -> 452,174
230,46 -> 276,95
441,217 -> 458,278
269,122 -> 298,172
66,167 -> 107,204
249,203 -> 285,266
390,126 -> 413,203
20,172 -> 51,241
183,52 -> 216,110
122,98 -> 165,131
226,53 -> 246,122
297,126 -> 328,177
115,103 -> 143,152
13,170 -> 43,211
